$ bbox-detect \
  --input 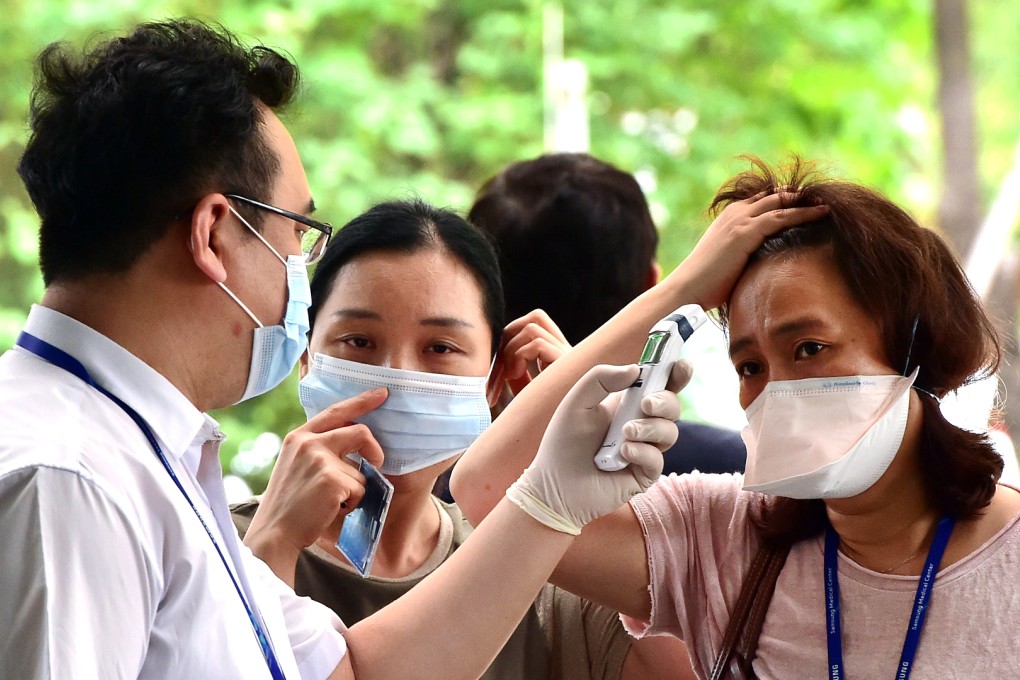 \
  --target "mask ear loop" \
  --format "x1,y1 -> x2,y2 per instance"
903,315 -> 940,402
901,315 -> 919,377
